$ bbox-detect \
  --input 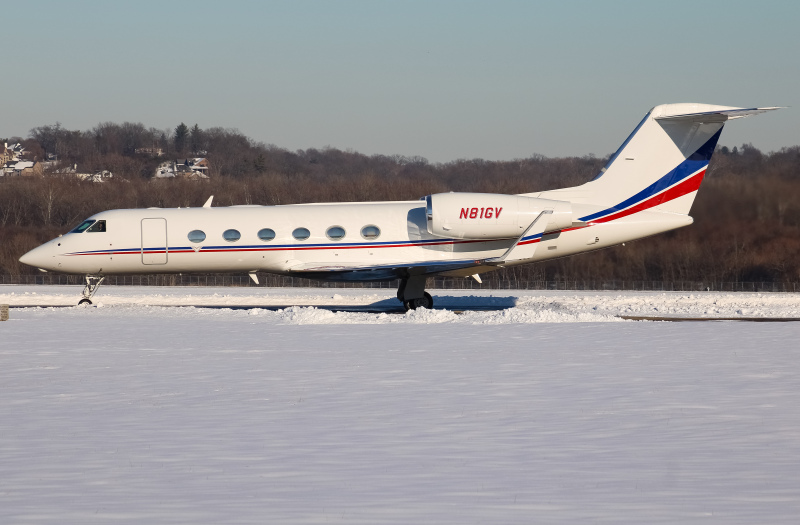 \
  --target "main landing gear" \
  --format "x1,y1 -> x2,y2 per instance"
78,275 -> 105,305
397,276 -> 434,311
